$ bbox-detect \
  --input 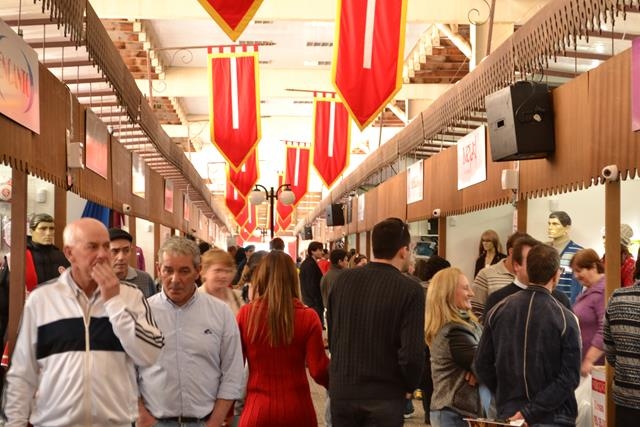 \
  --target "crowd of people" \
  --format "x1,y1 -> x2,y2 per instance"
1,212 -> 639,426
